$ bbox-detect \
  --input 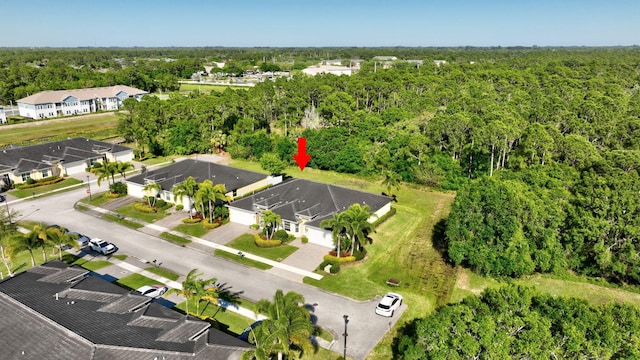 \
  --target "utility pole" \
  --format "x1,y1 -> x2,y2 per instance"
87,175 -> 92,201
343,315 -> 349,360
